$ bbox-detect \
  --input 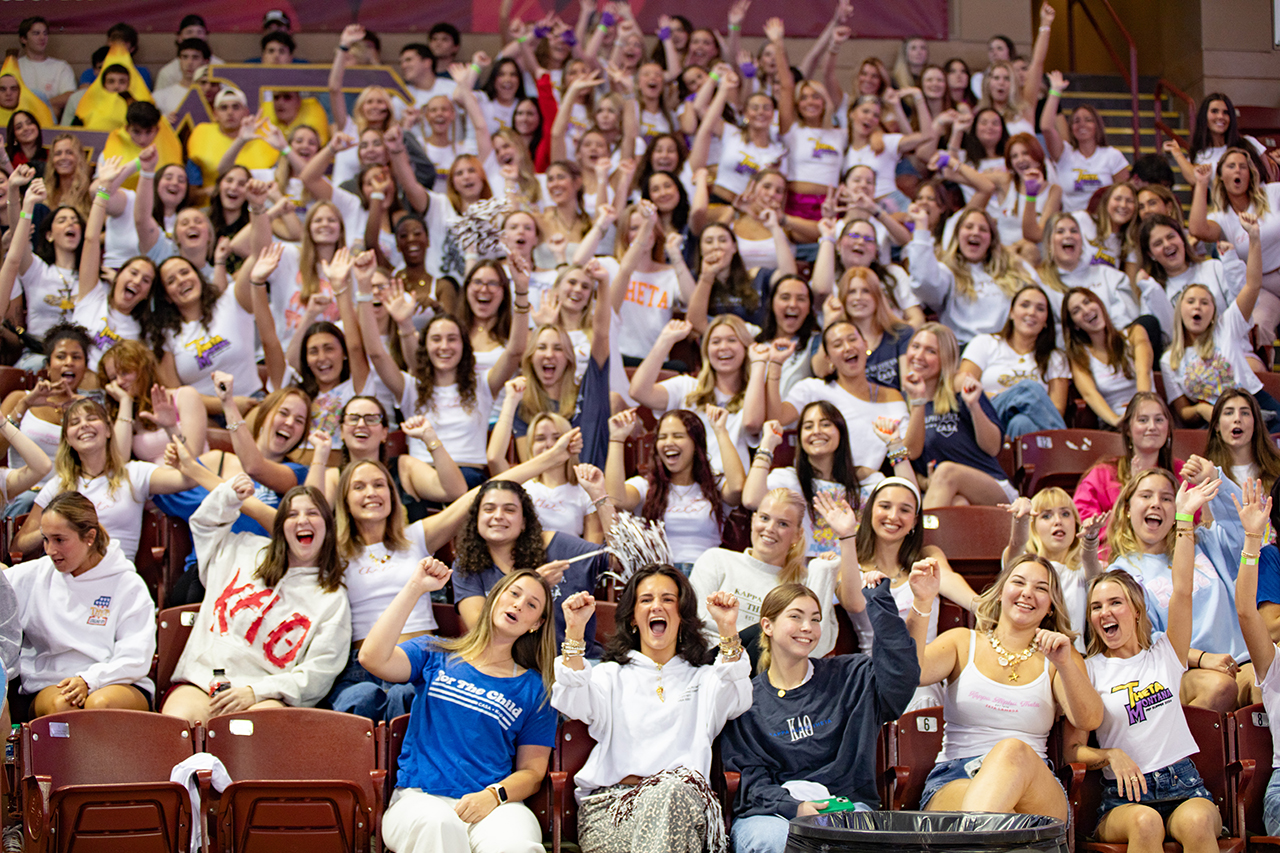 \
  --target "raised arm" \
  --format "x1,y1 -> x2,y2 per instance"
742,420 -> 782,509
604,409 -> 642,510
1237,211 -> 1264,322
1001,496 -> 1033,569
249,244 -> 288,391
383,125 -> 429,215
1188,163 -> 1223,244
1172,478 -> 1220,660
1039,71 -> 1068,162
0,178 -> 44,318
486,255 -> 532,396
1235,478 -> 1277,681
1022,2 -> 1055,115
486,376 -> 527,473
709,404 -> 745,505
328,25 -> 367,133
298,136 -> 344,204
214,371 -> 302,493
133,146 -> 163,252
688,70 -> 737,175
0,415 -> 51,497
359,558 -> 453,683
628,319 -> 691,410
